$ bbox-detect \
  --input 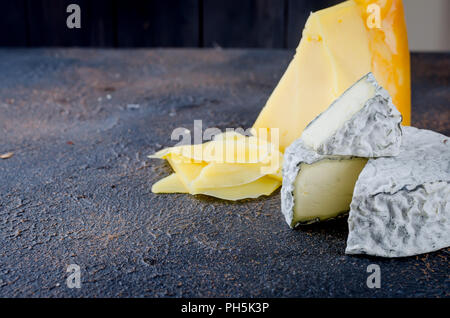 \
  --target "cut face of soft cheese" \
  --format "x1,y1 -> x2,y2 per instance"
253,0 -> 410,151
292,158 -> 367,225
346,126 -> 450,257
301,73 -> 402,157
149,132 -> 282,200
281,137 -> 367,227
